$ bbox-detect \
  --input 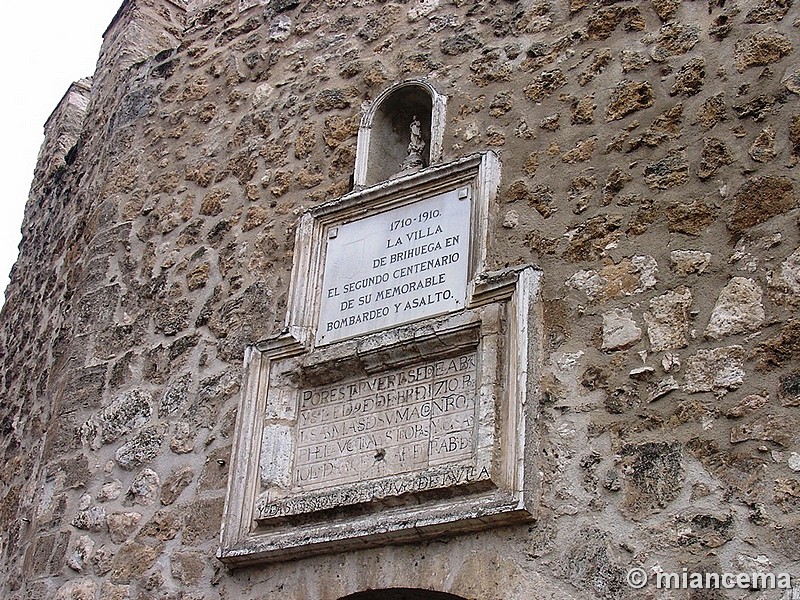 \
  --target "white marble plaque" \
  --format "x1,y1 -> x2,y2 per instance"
316,189 -> 471,345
